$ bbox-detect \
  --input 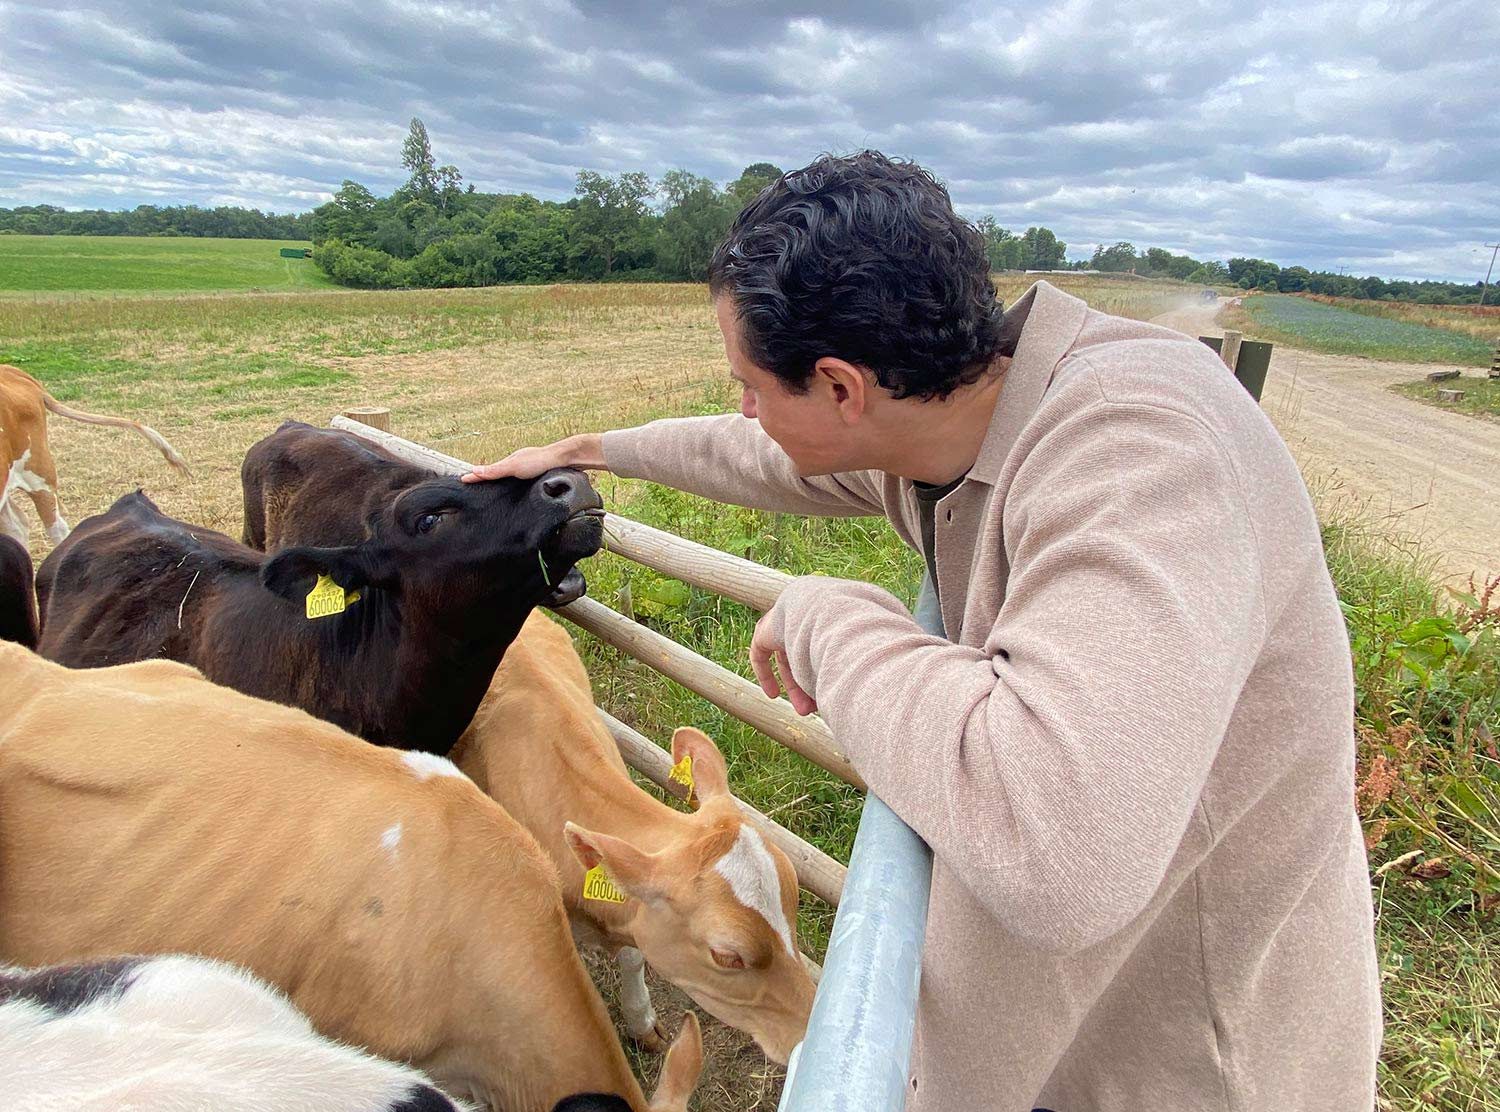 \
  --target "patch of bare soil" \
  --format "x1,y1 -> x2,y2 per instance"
1155,302 -> 1499,583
